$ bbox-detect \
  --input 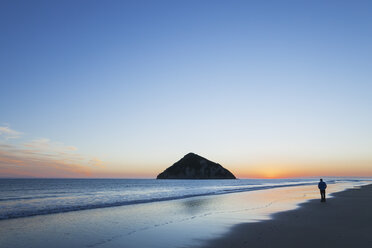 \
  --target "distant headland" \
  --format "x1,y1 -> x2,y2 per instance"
156,153 -> 236,179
